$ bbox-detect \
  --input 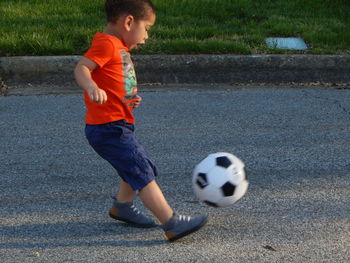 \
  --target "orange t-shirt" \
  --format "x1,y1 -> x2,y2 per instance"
83,33 -> 138,124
